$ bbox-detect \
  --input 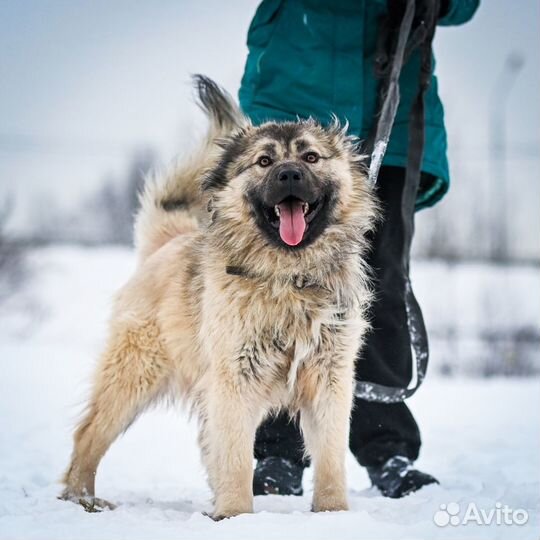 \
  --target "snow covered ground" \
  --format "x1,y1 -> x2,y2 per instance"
0,246 -> 539,540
